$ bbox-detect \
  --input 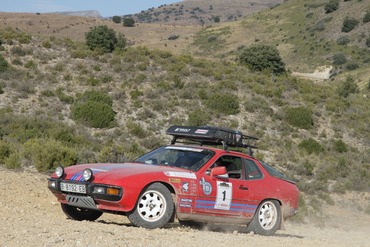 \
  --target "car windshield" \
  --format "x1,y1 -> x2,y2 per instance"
134,146 -> 215,171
